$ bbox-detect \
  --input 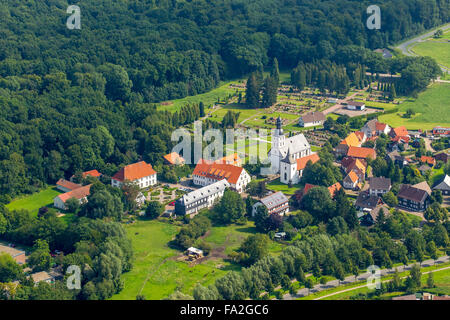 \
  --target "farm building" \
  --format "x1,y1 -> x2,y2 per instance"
346,101 -> 365,110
